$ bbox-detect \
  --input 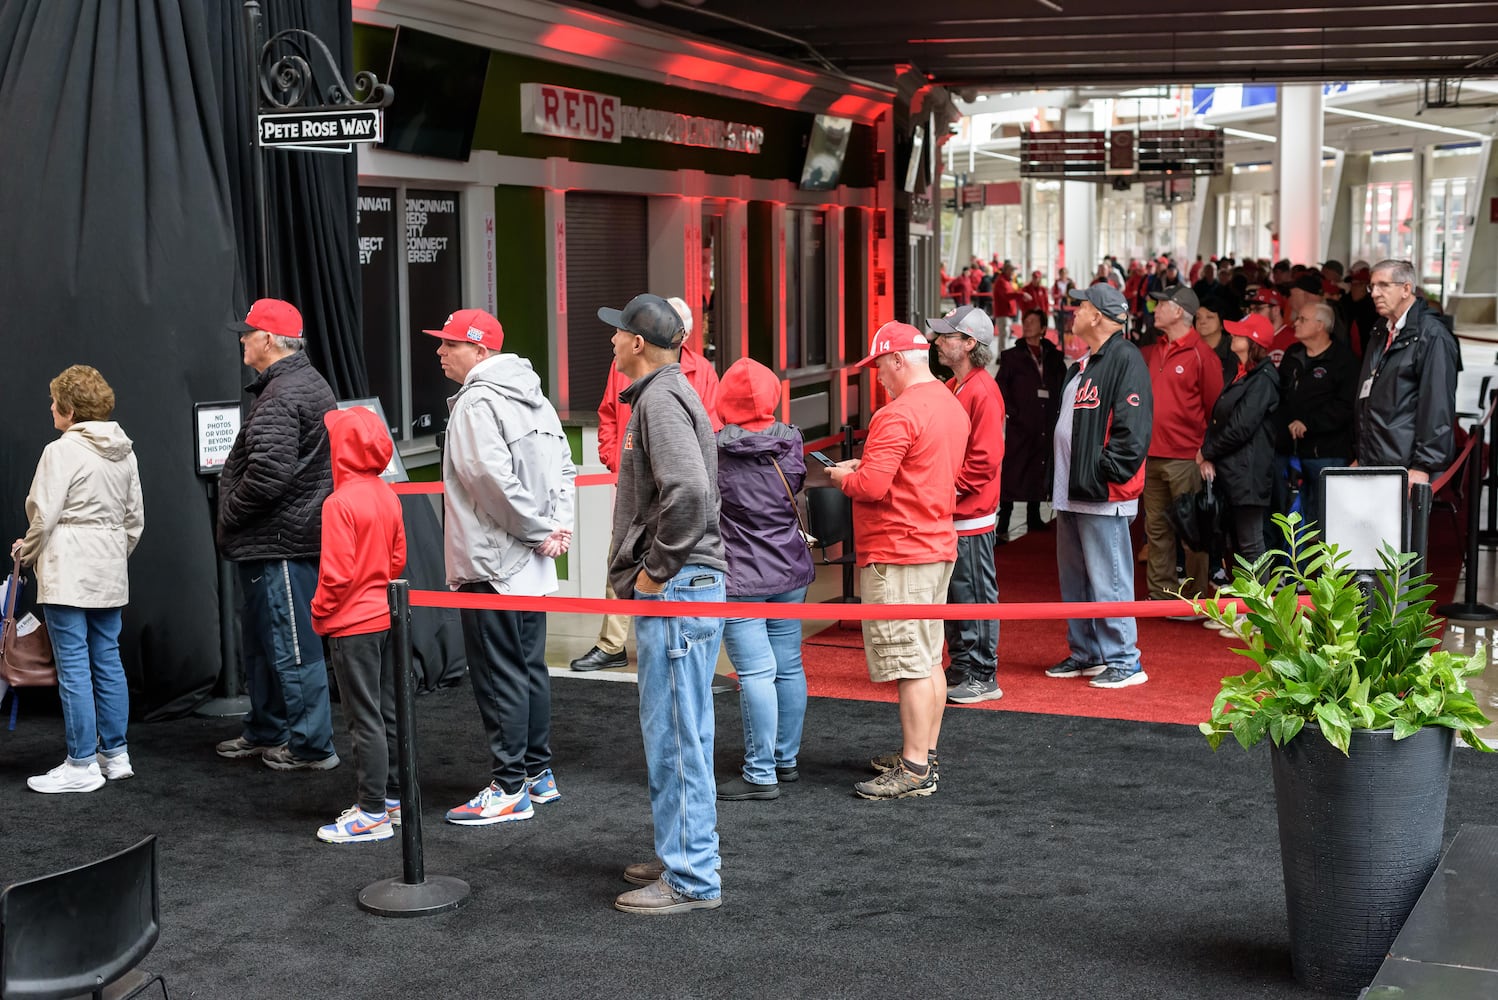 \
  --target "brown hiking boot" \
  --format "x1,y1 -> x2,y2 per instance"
623,858 -> 666,886
854,760 -> 937,800
868,750 -> 940,782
